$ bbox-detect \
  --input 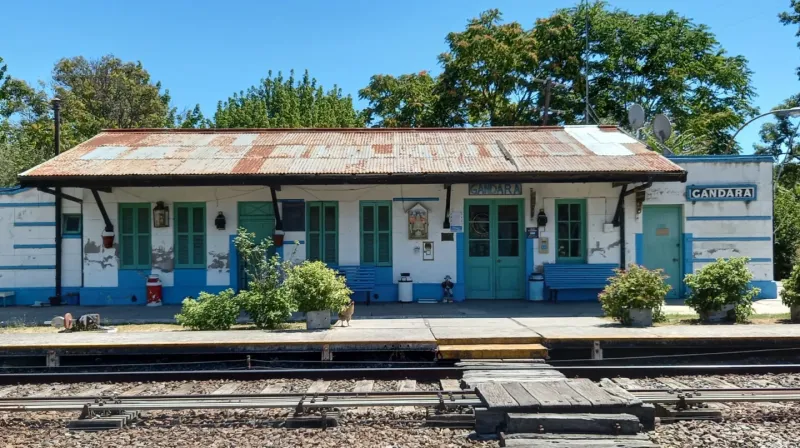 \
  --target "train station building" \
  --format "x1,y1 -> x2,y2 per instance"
0,126 -> 777,306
